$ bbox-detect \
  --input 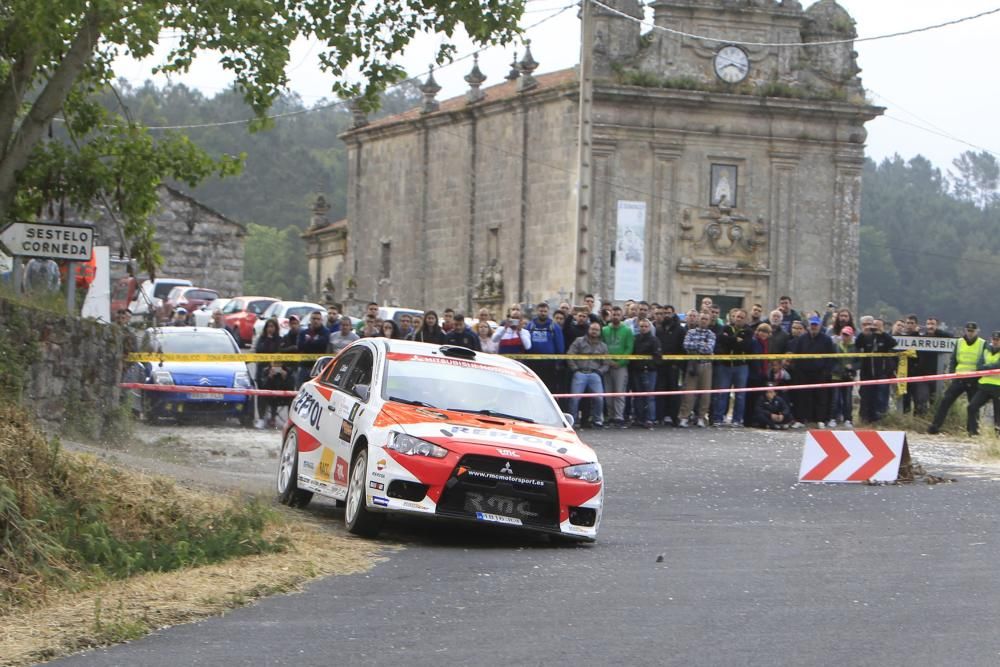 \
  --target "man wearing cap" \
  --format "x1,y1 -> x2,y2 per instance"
787,314 -> 835,428
966,331 -> 1000,436
854,315 -> 897,424
927,322 -> 985,434
170,307 -> 189,326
